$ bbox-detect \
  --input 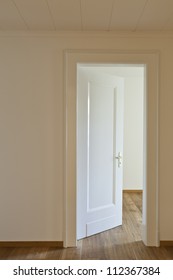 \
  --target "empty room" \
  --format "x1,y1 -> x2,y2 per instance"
0,0 -> 173,260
